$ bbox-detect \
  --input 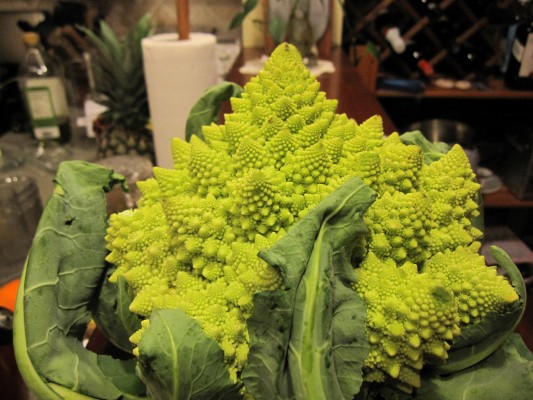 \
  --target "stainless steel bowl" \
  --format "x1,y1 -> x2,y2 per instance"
405,119 -> 479,170
406,119 -> 475,149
